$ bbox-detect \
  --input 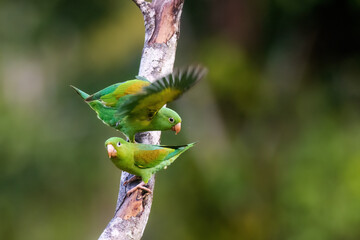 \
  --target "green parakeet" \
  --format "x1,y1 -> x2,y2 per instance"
71,66 -> 207,142
105,137 -> 195,194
